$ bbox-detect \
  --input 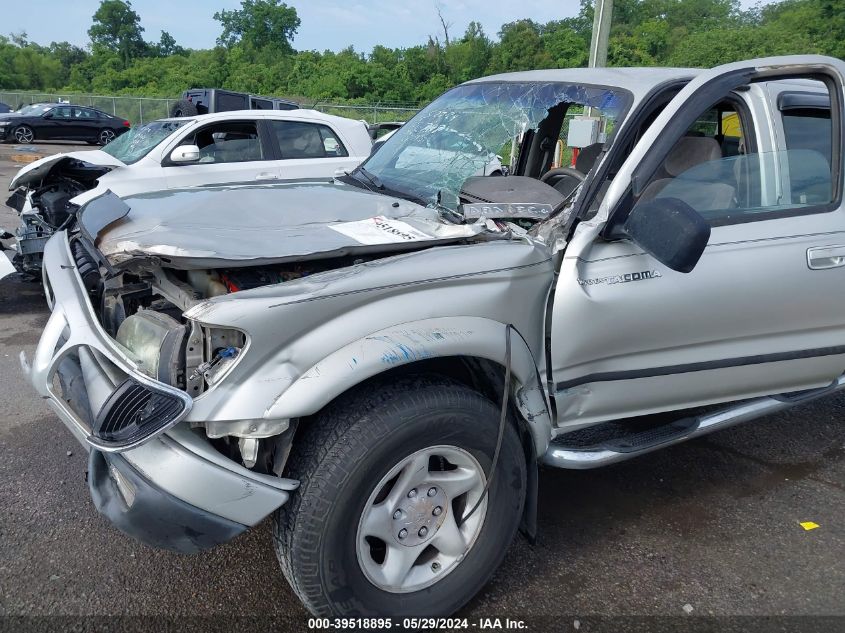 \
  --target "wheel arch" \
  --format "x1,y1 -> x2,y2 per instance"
266,317 -> 553,459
